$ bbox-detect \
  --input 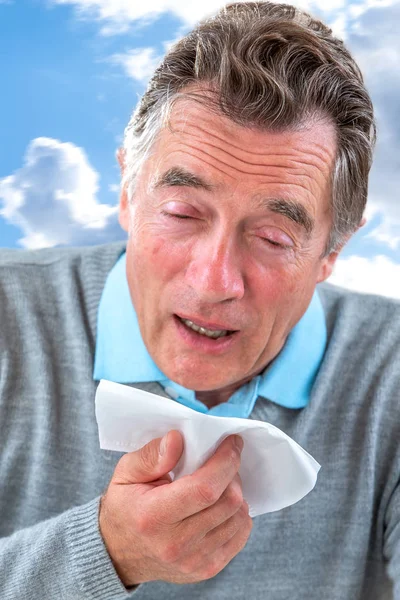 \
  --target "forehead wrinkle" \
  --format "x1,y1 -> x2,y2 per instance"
286,156 -> 332,174
173,140 -> 328,193
166,147 -> 238,181
171,119 -> 336,171
154,151 -> 323,218
174,140 -> 278,175
174,128 -> 332,180
270,180 -> 323,200
158,150 -> 327,213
